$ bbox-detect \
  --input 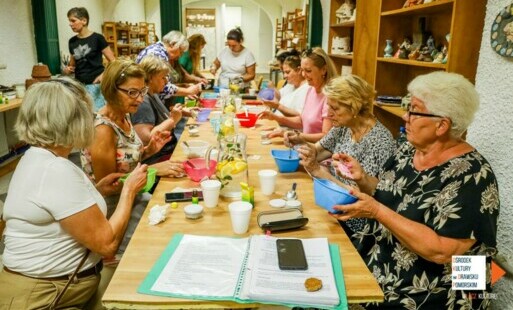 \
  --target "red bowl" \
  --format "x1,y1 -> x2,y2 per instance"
235,112 -> 258,127
200,98 -> 217,108
183,158 -> 217,182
